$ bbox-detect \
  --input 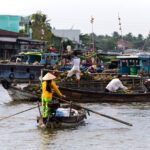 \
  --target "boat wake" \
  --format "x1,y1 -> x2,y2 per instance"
0,84 -> 12,104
